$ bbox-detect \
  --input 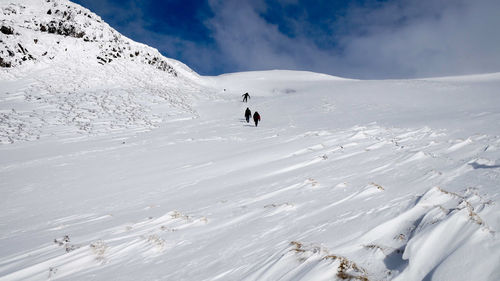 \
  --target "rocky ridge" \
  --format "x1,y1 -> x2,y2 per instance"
0,0 -> 176,74
0,0 -> 206,144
